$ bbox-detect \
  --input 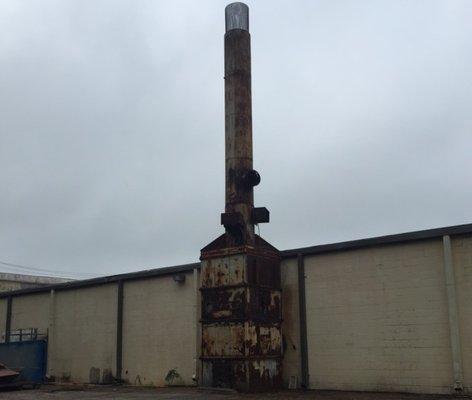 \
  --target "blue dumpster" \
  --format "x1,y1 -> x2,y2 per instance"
0,340 -> 47,384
